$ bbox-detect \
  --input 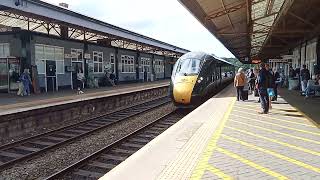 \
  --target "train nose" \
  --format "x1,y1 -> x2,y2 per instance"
173,82 -> 194,104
